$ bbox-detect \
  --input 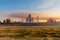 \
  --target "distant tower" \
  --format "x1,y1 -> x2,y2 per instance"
21,16 -> 24,22
22,18 -> 23,22
37,16 -> 39,22
26,14 -> 33,23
